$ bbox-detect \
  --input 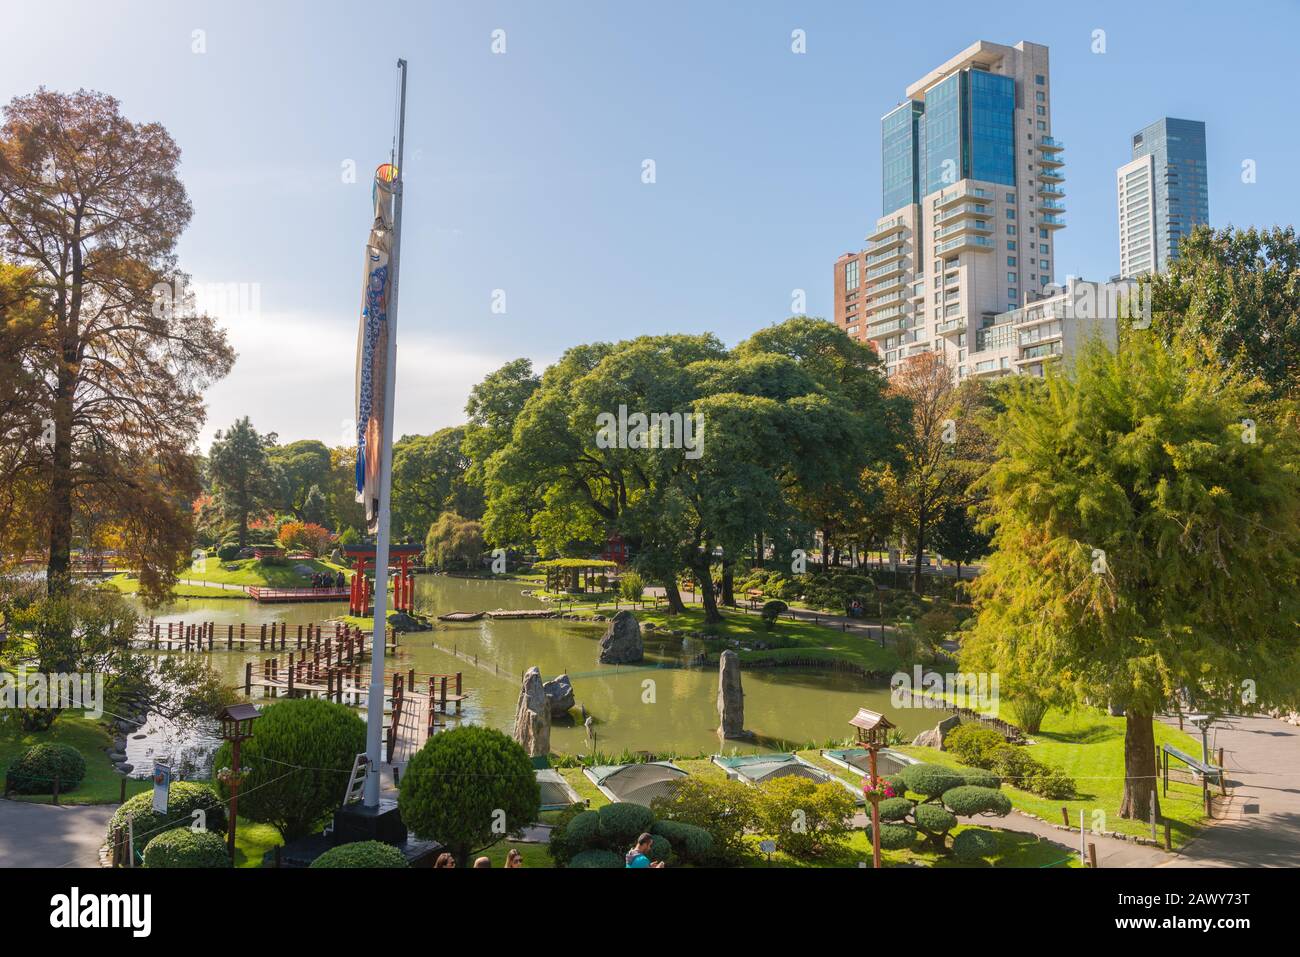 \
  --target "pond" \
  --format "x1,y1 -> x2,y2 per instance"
125,574 -> 932,772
